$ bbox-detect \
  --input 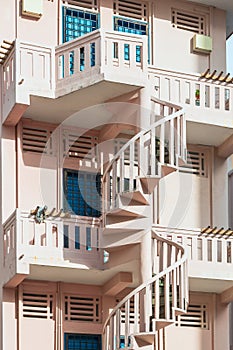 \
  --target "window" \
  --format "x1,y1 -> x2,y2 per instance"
63,169 -> 101,217
114,17 -> 147,35
63,7 -> 99,42
64,334 -> 101,350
